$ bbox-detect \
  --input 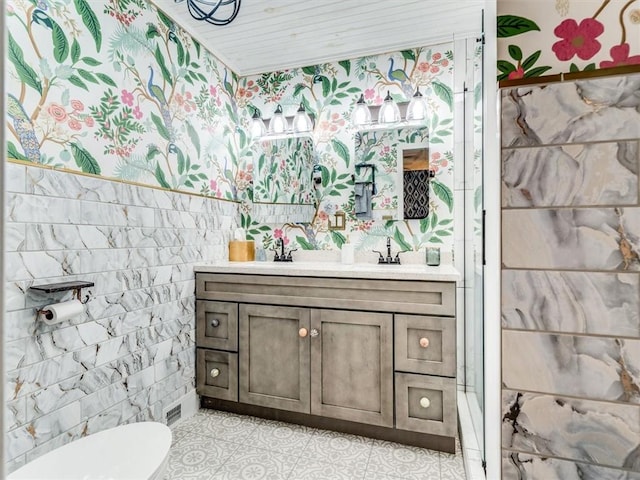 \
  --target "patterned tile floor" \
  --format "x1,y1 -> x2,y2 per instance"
166,409 -> 467,479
